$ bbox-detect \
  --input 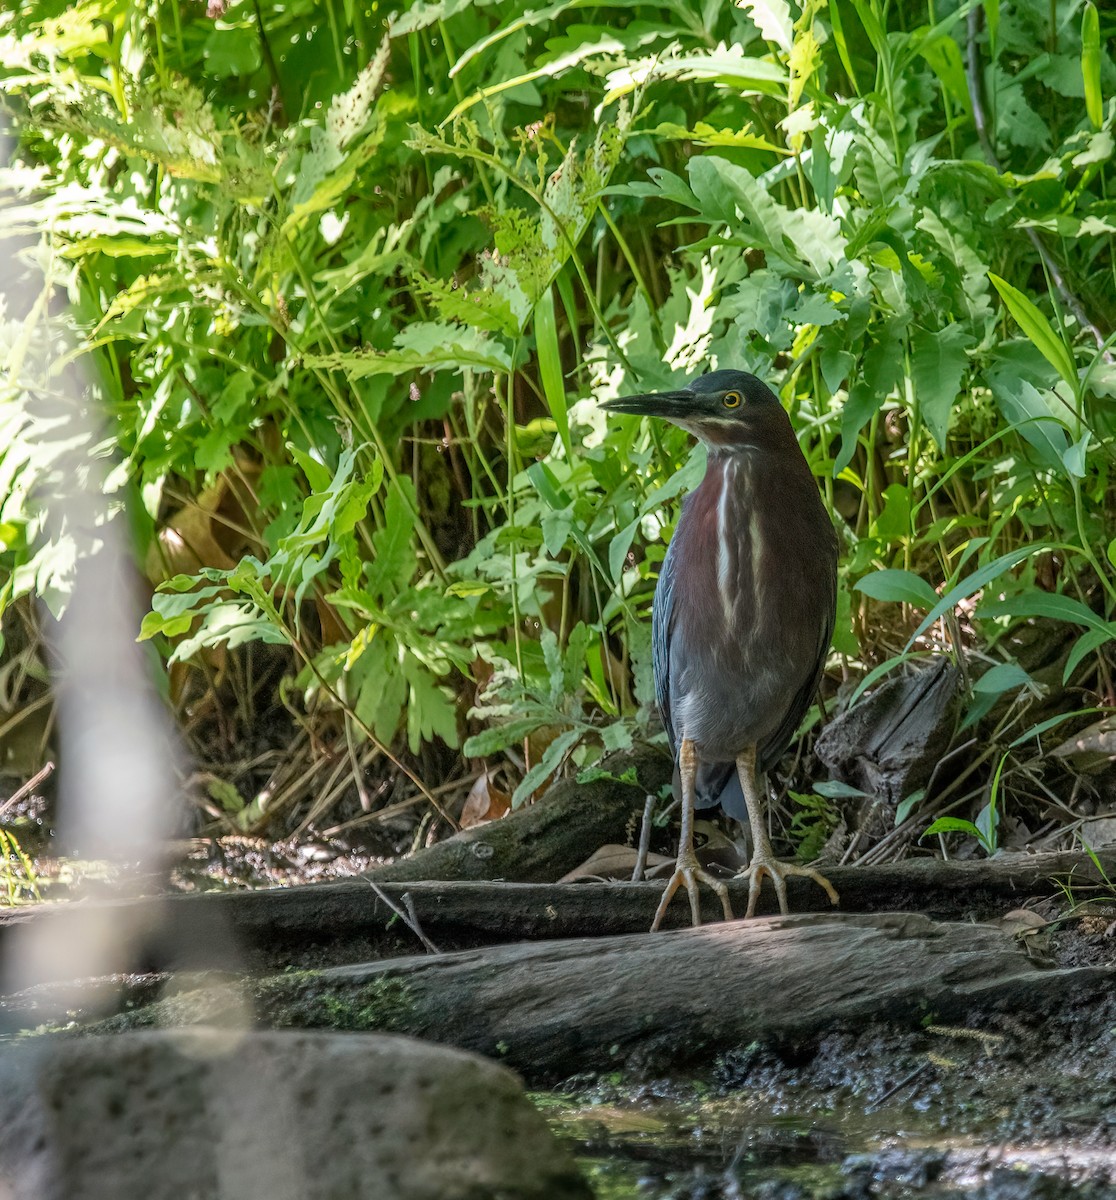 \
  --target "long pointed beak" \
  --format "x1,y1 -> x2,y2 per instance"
599,389 -> 693,418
